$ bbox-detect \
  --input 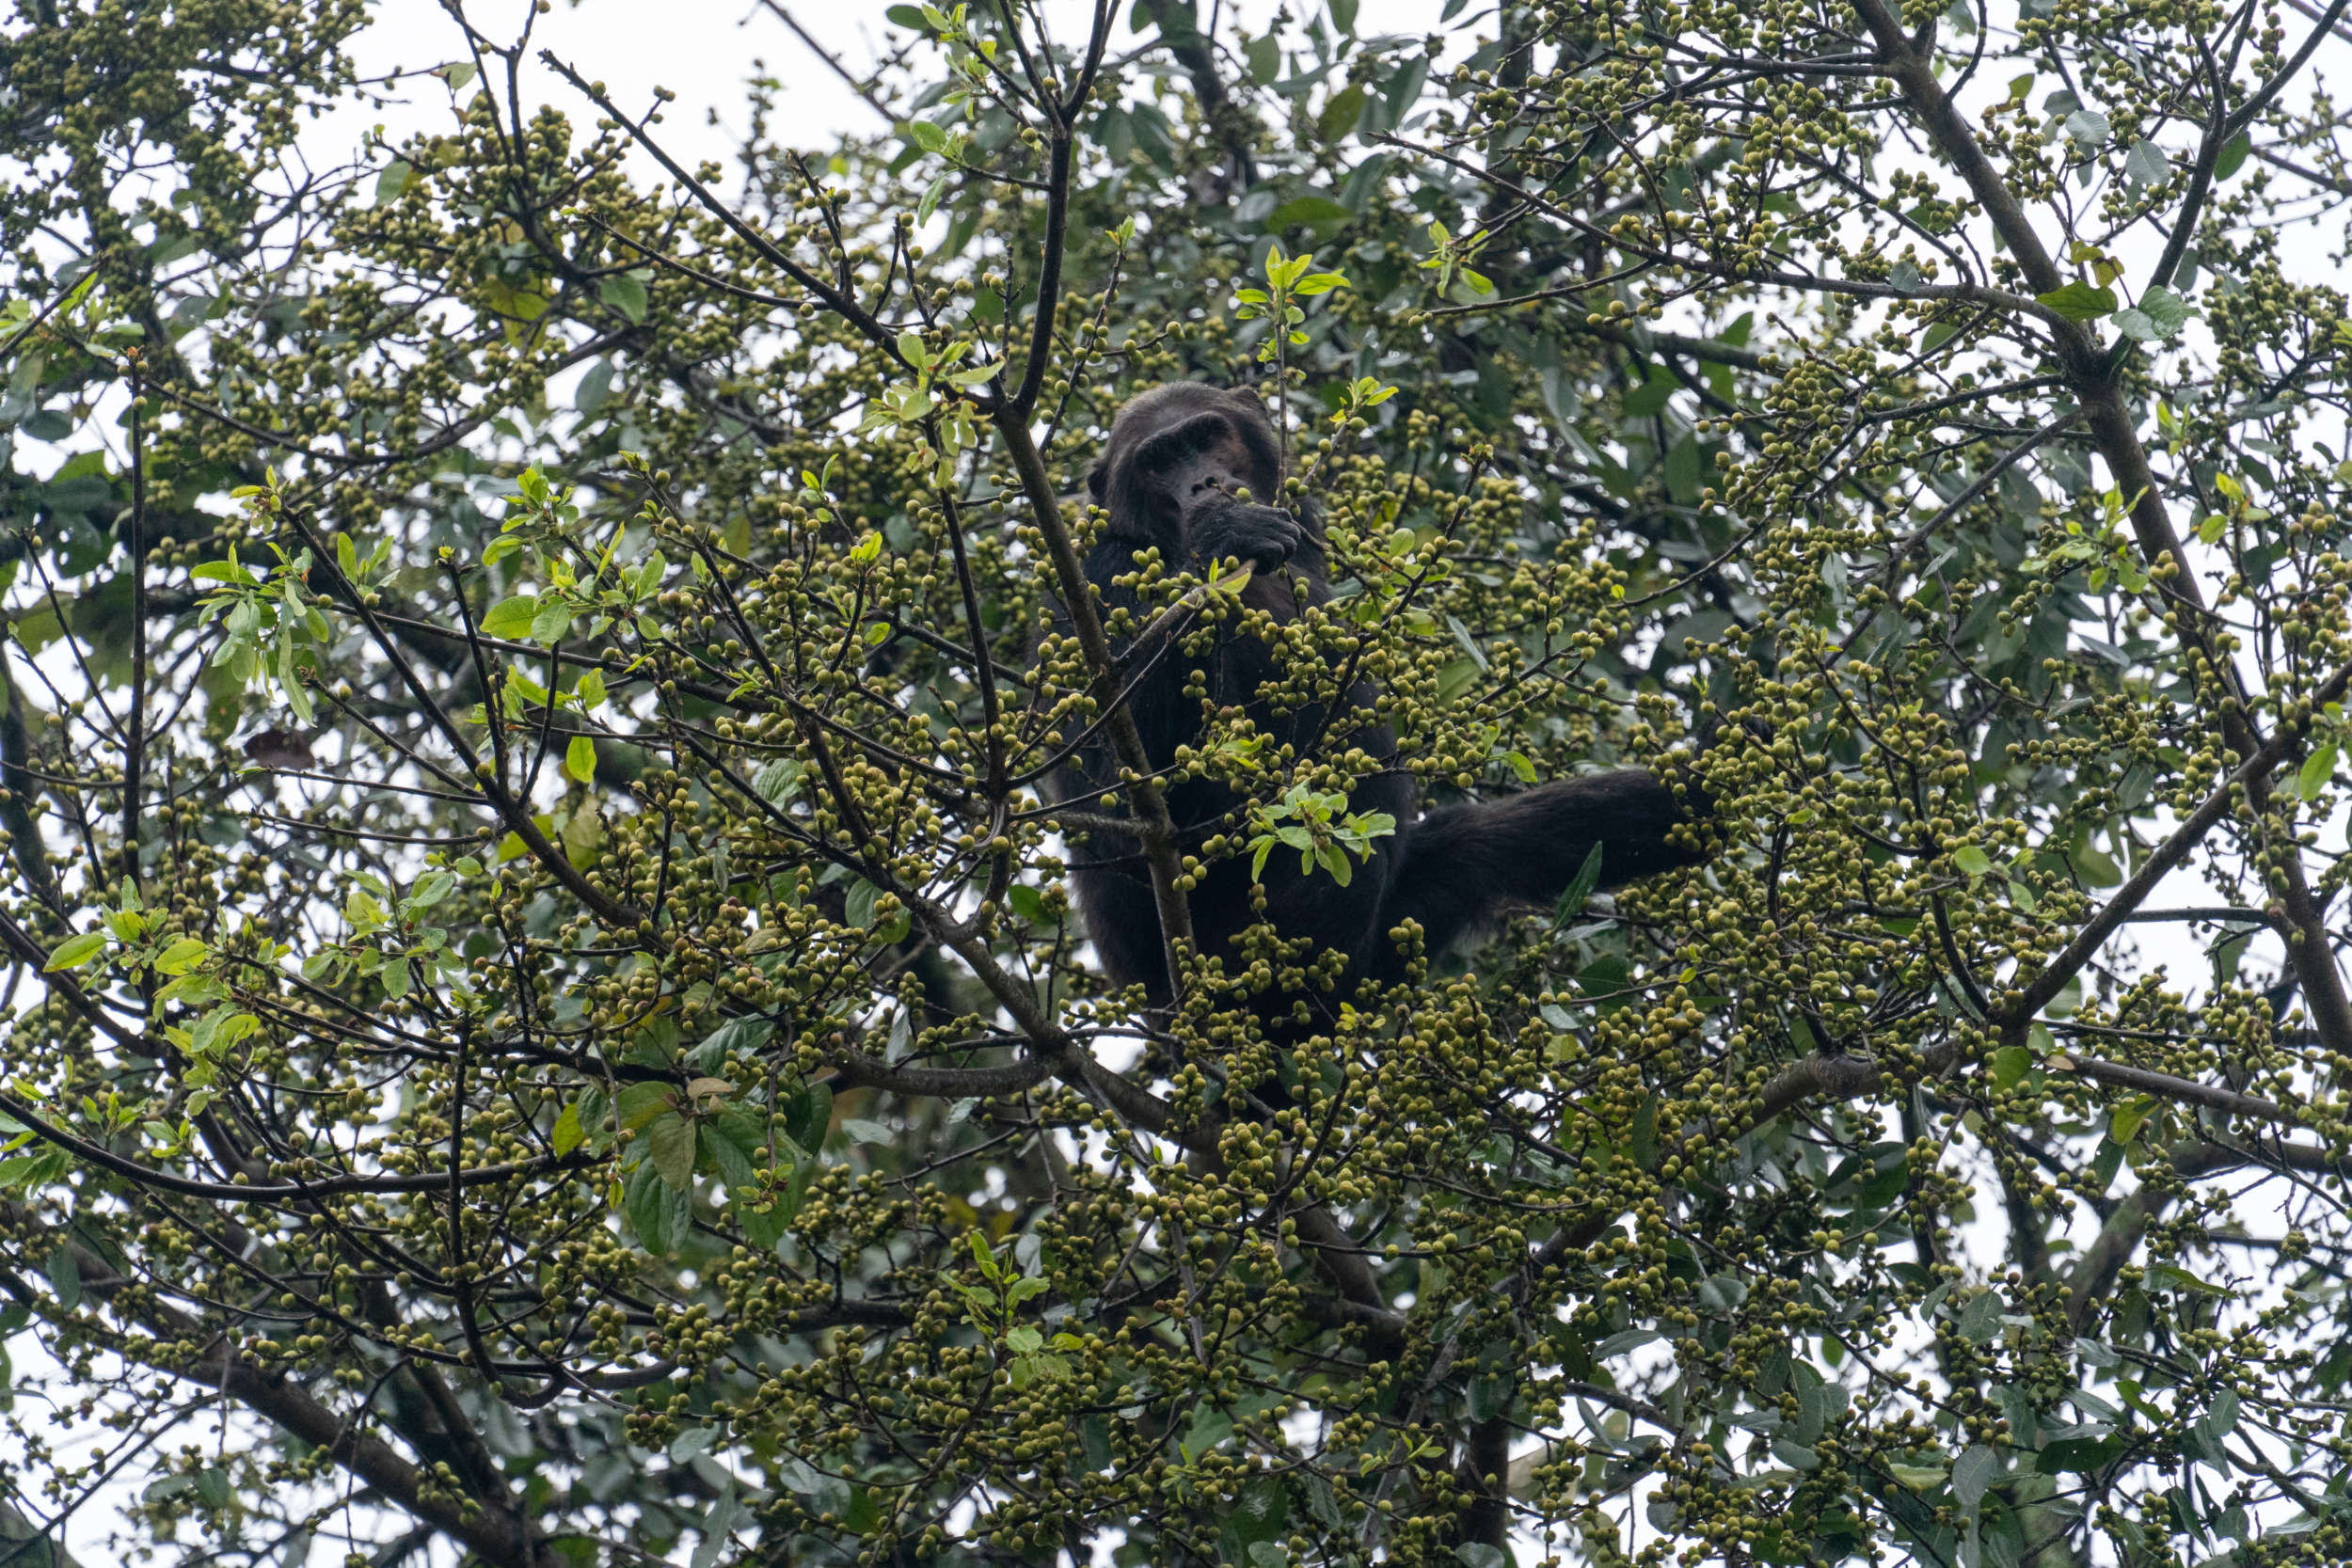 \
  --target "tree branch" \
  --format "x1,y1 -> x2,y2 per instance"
1847,0 -> 2352,1059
